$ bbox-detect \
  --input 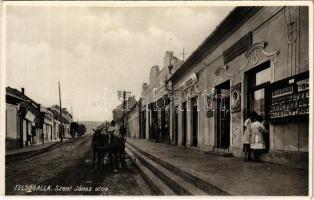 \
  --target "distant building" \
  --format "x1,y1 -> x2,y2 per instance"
140,51 -> 183,143
49,105 -> 73,139
125,102 -> 140,138
112,96 -> 137,135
